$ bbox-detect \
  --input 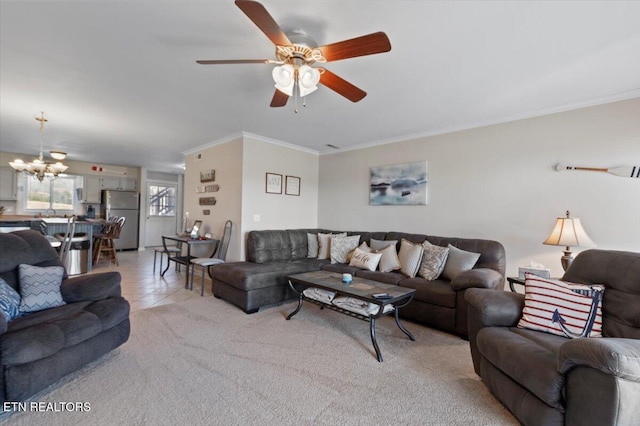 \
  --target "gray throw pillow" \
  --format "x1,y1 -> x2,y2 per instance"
419,241 -> 450,281
18,264 -> 66,314
370,239 -> 397,251
441,245 -> 480,281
